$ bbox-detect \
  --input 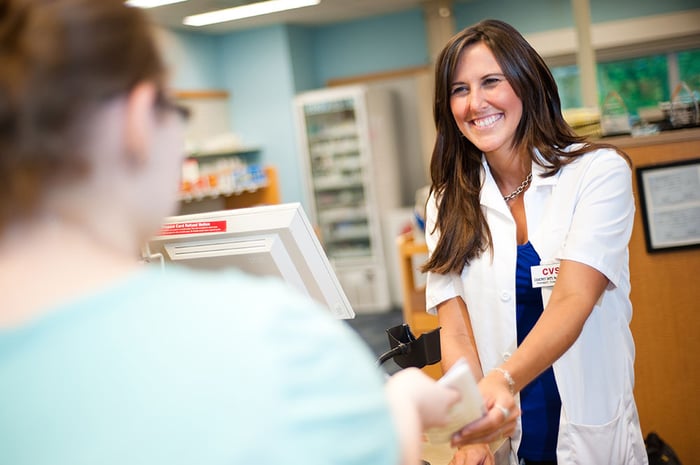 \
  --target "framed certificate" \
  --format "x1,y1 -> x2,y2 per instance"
636,158 -> 700,253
